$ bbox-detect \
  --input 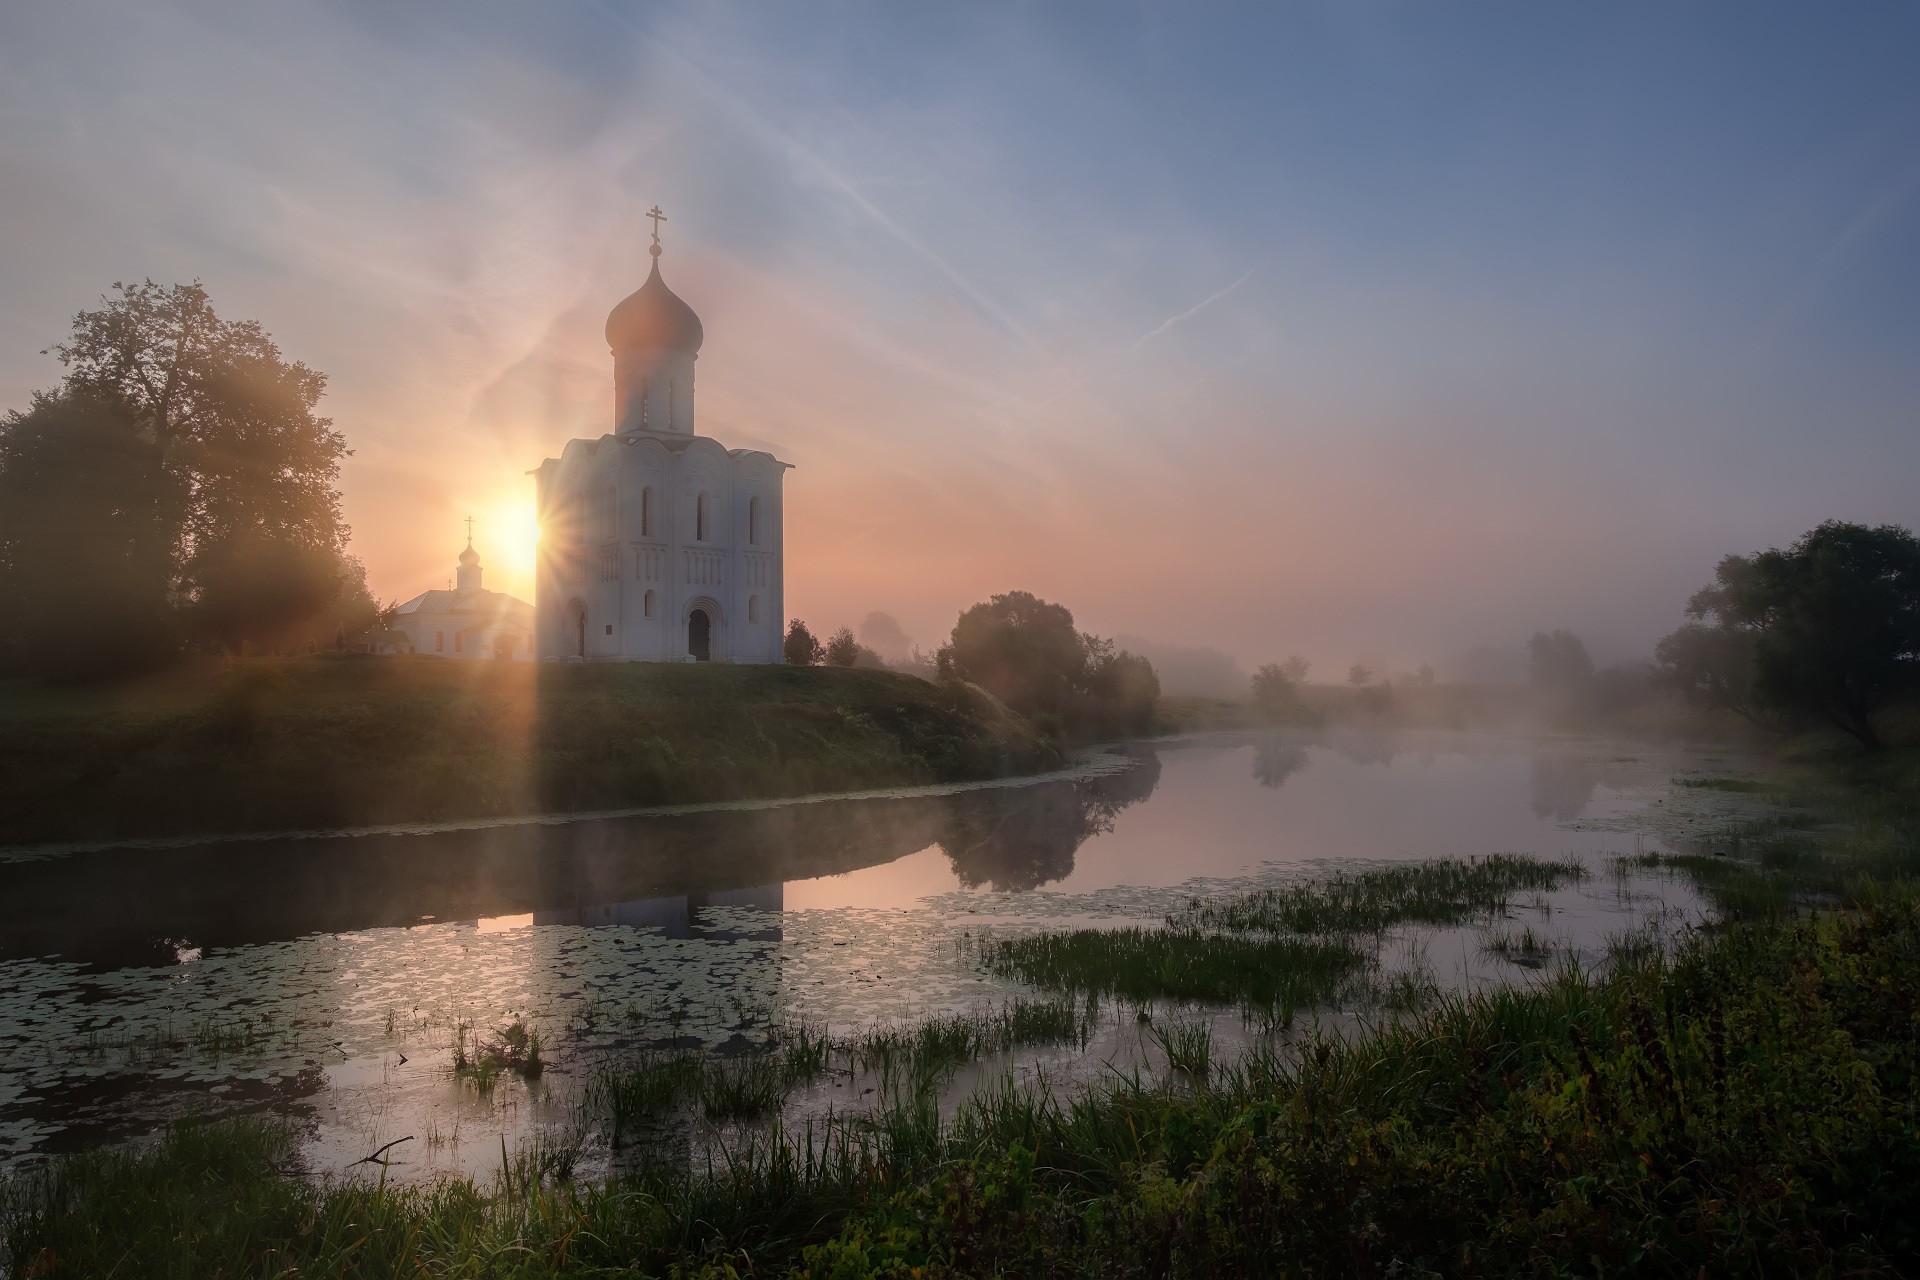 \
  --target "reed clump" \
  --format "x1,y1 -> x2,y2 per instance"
451,1018 -> 543,1094
1177,852 -> 1588,935
984,927 -> 1371,1017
